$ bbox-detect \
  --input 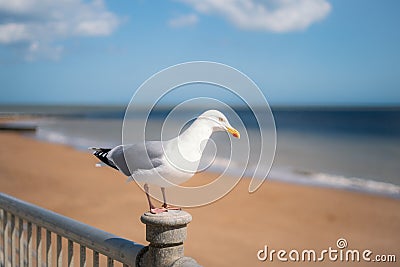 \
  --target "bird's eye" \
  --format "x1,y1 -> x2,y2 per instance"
218,117 -> 224,122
